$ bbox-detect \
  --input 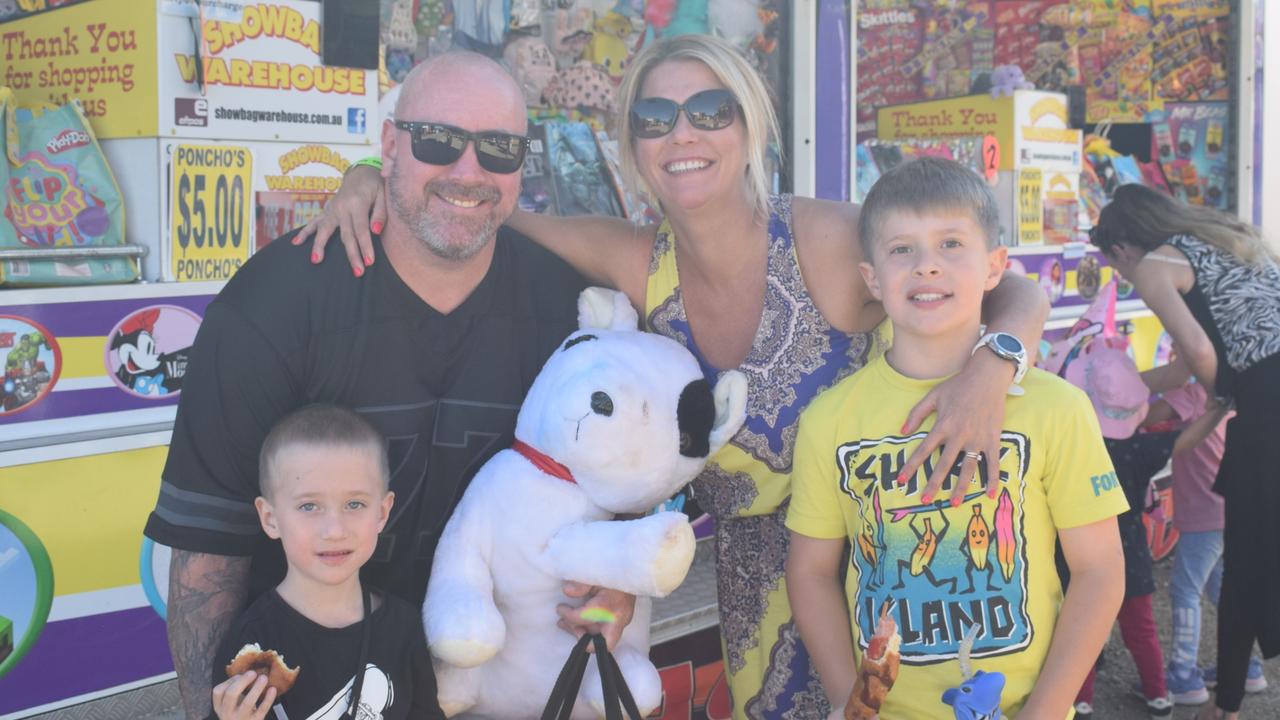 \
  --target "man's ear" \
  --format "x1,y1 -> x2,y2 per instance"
255,496 -> 280,539
986,246 -> 1009,291
377,491 -> 395,534
858,261 -> 883,301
